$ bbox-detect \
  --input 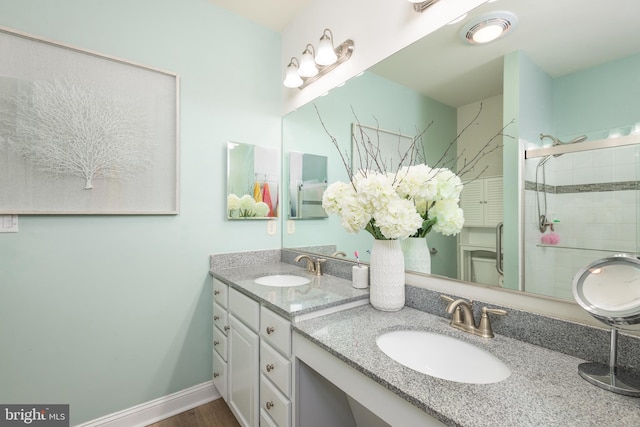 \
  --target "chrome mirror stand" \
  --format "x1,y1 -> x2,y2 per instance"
578,328 -> 640,397
572,254 -> 640,397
